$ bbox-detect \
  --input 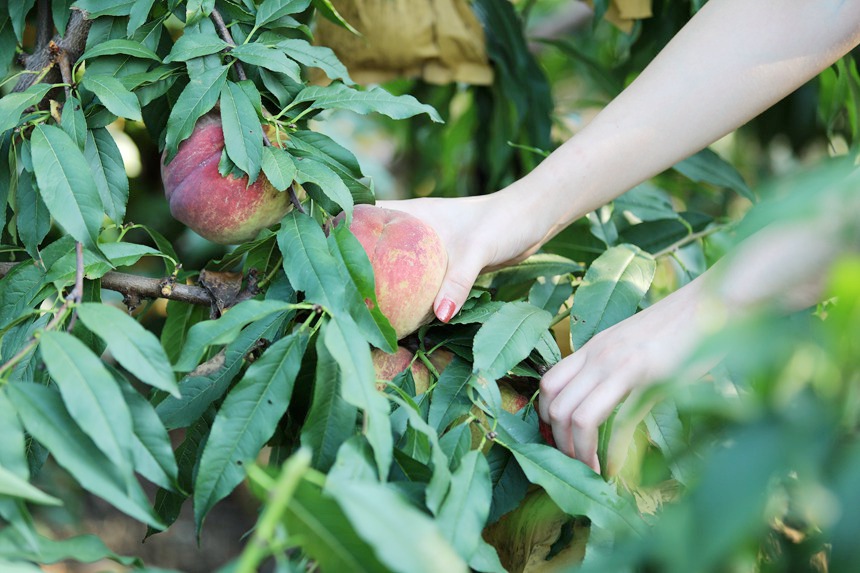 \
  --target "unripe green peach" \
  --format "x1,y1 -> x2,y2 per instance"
161,113 -> 293,245
337,204 -> 447,339
371,346 -> 431,394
